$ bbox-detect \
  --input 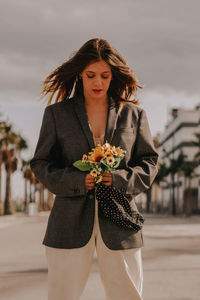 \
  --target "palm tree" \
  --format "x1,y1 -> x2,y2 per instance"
1,121 -> 27,215
153,162 -> 168,212
0,140 -> 4,215
0,121 -> 17,214
2,147 -> 18,214
166,151 -> 187,215
0,122 -> 9,215
182,161 -> 197,189
21,160 -> 32,212
166,158 -> 177,215
0,116 -> 4,214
